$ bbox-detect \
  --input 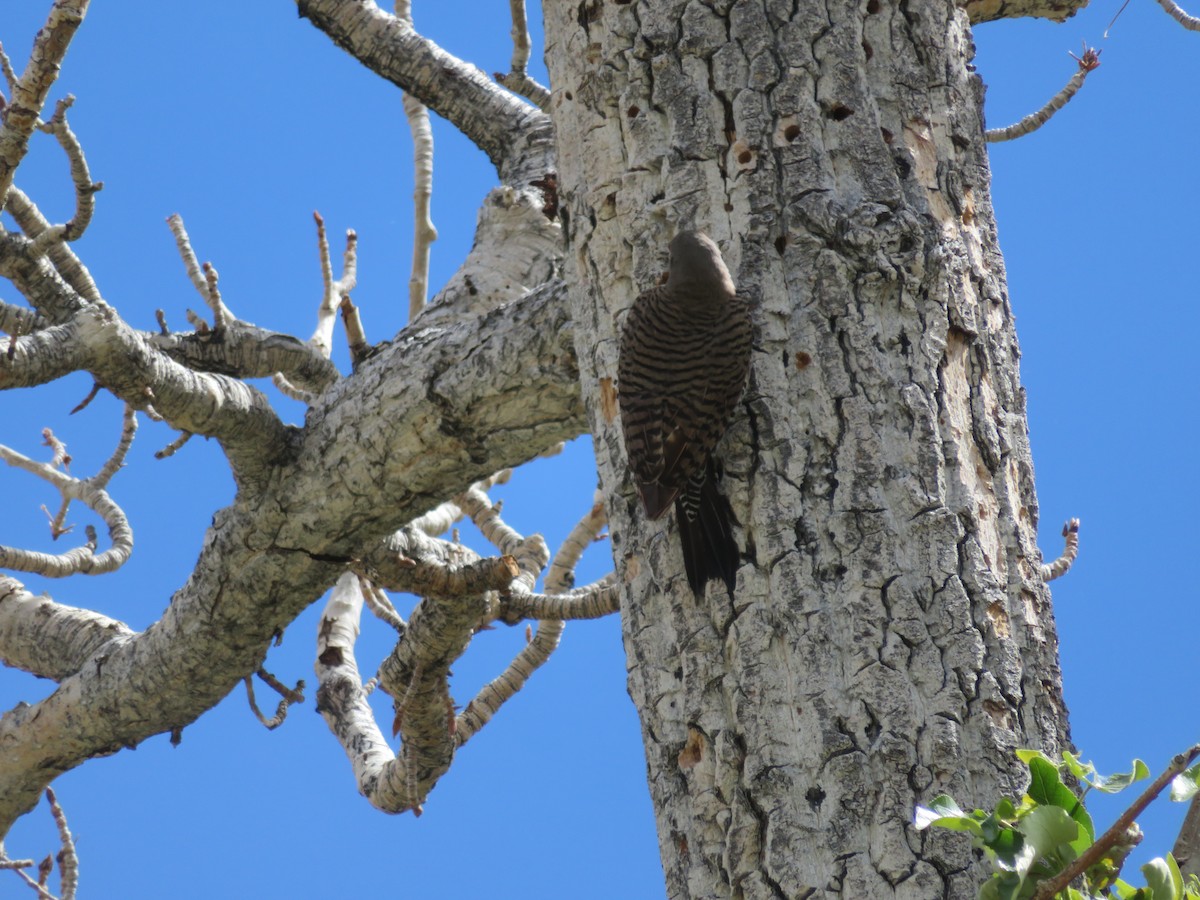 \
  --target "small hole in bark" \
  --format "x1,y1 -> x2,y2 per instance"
737,149 -> 753,164
774,235 -> 788,254
866,0 -> 881,11
564,90 -> 573,101
862,40 -> 873,60
795,351 -> 812,370
880,127 -> 893,144
806,786 -> 826,809
783,123 -> 800,142
826,104 -> 854,121
627,104 -> 640,117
